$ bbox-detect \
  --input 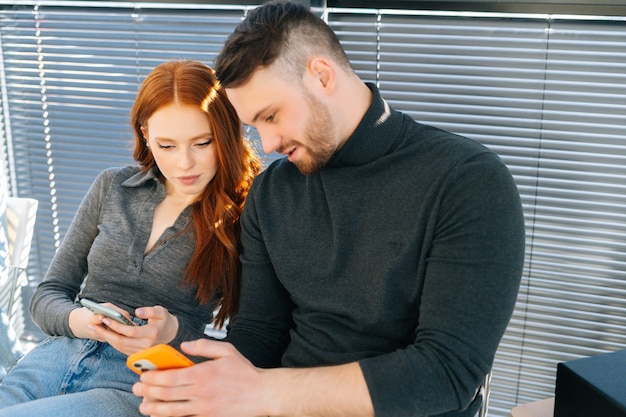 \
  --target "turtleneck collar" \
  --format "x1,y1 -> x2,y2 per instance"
326,82 -> 402,168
